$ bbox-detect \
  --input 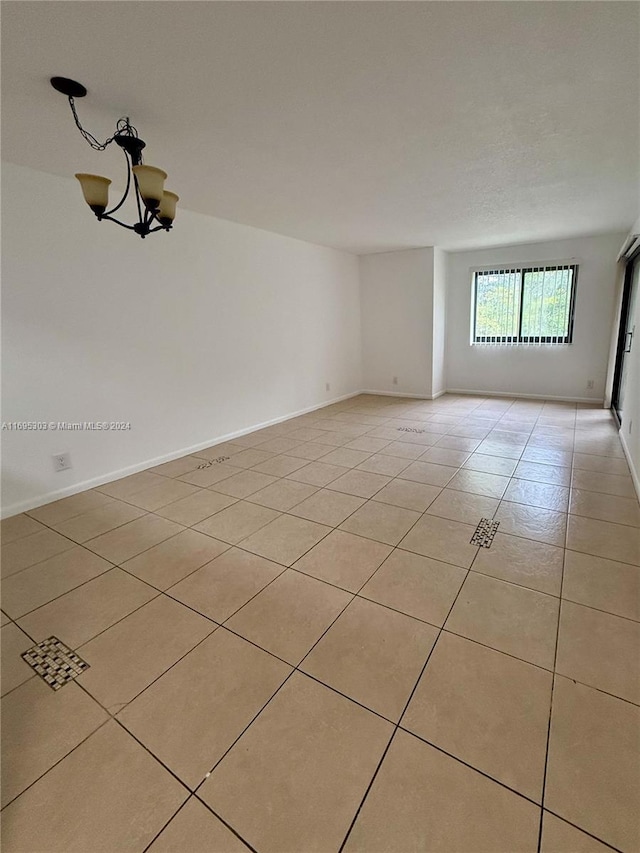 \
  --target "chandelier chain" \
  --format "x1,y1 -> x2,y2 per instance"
68,96 -> 139,152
